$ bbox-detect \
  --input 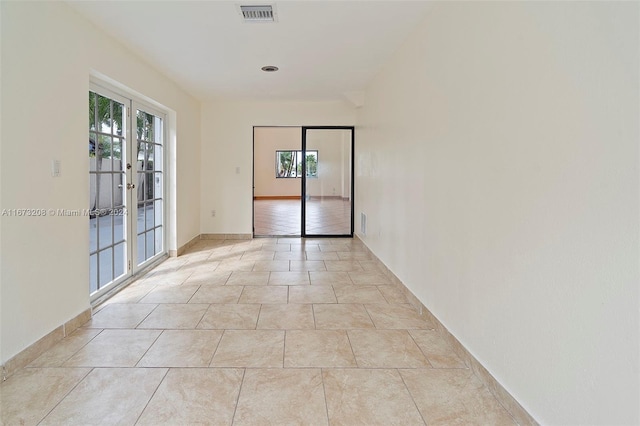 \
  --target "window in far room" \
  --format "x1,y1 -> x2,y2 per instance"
276,150 -> 318,178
